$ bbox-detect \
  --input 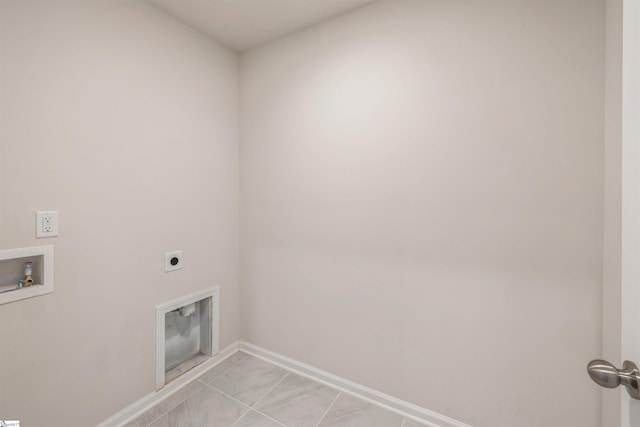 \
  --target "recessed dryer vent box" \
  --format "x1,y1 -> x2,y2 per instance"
155,287 -> 219,390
